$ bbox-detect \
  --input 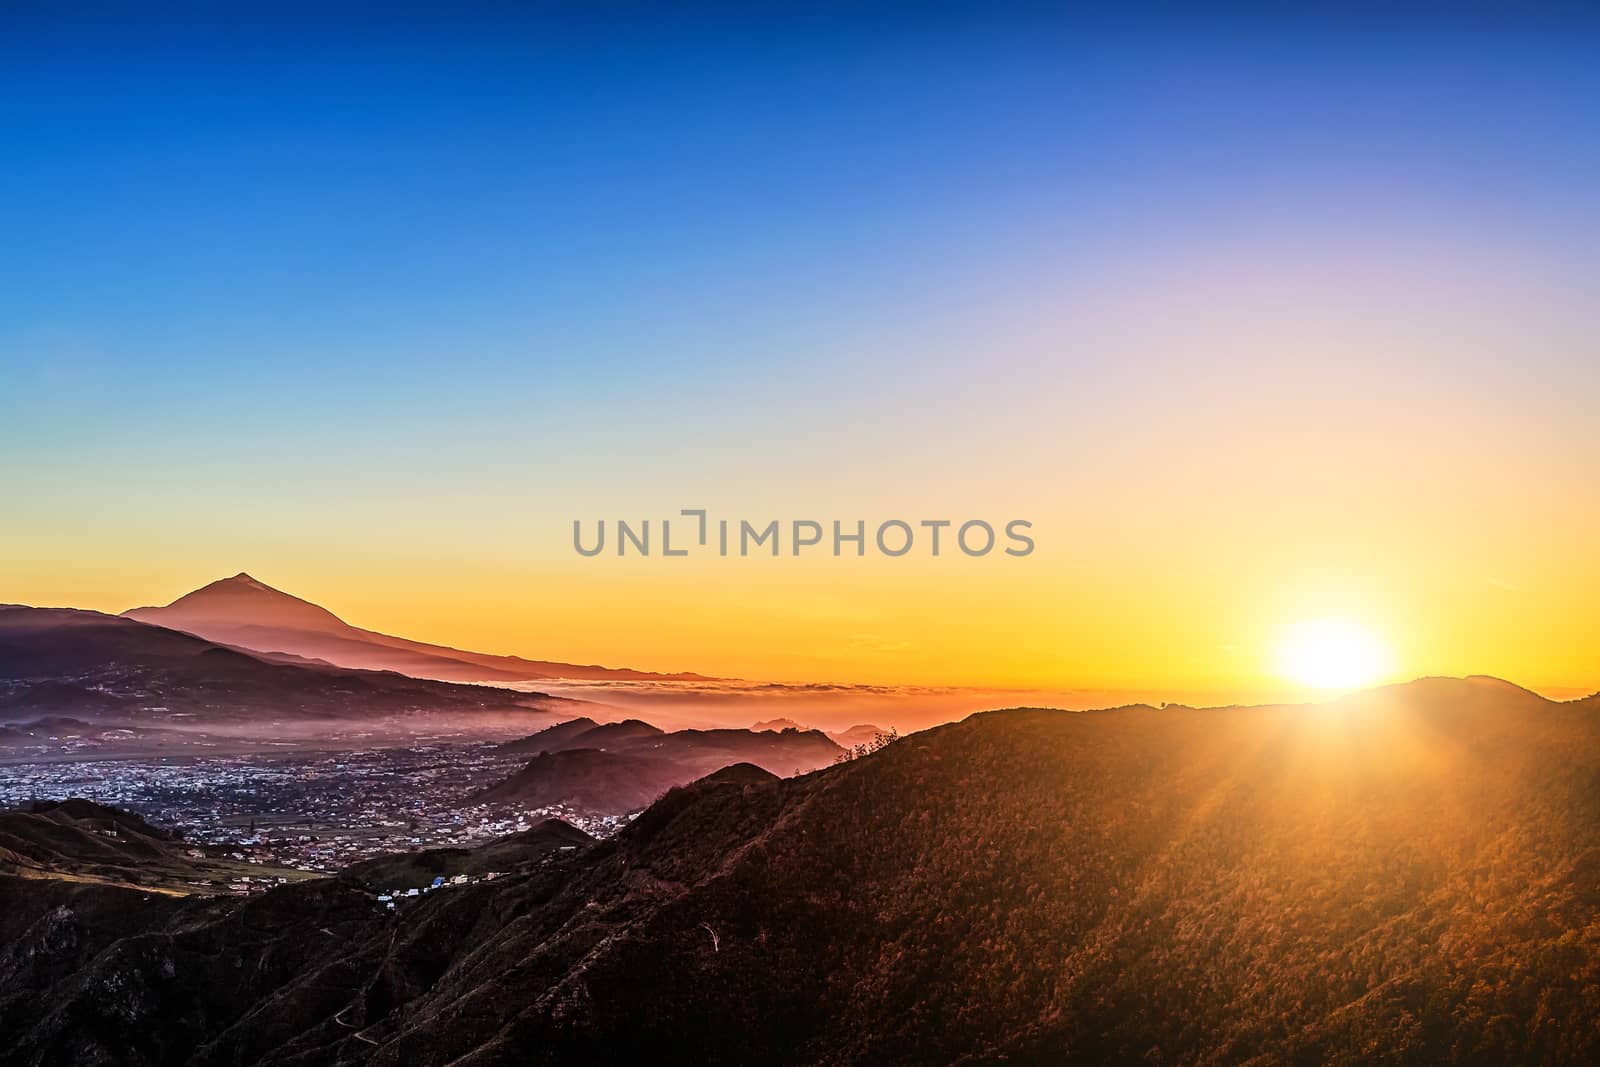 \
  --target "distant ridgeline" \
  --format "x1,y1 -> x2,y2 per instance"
471,716 -> 843,814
